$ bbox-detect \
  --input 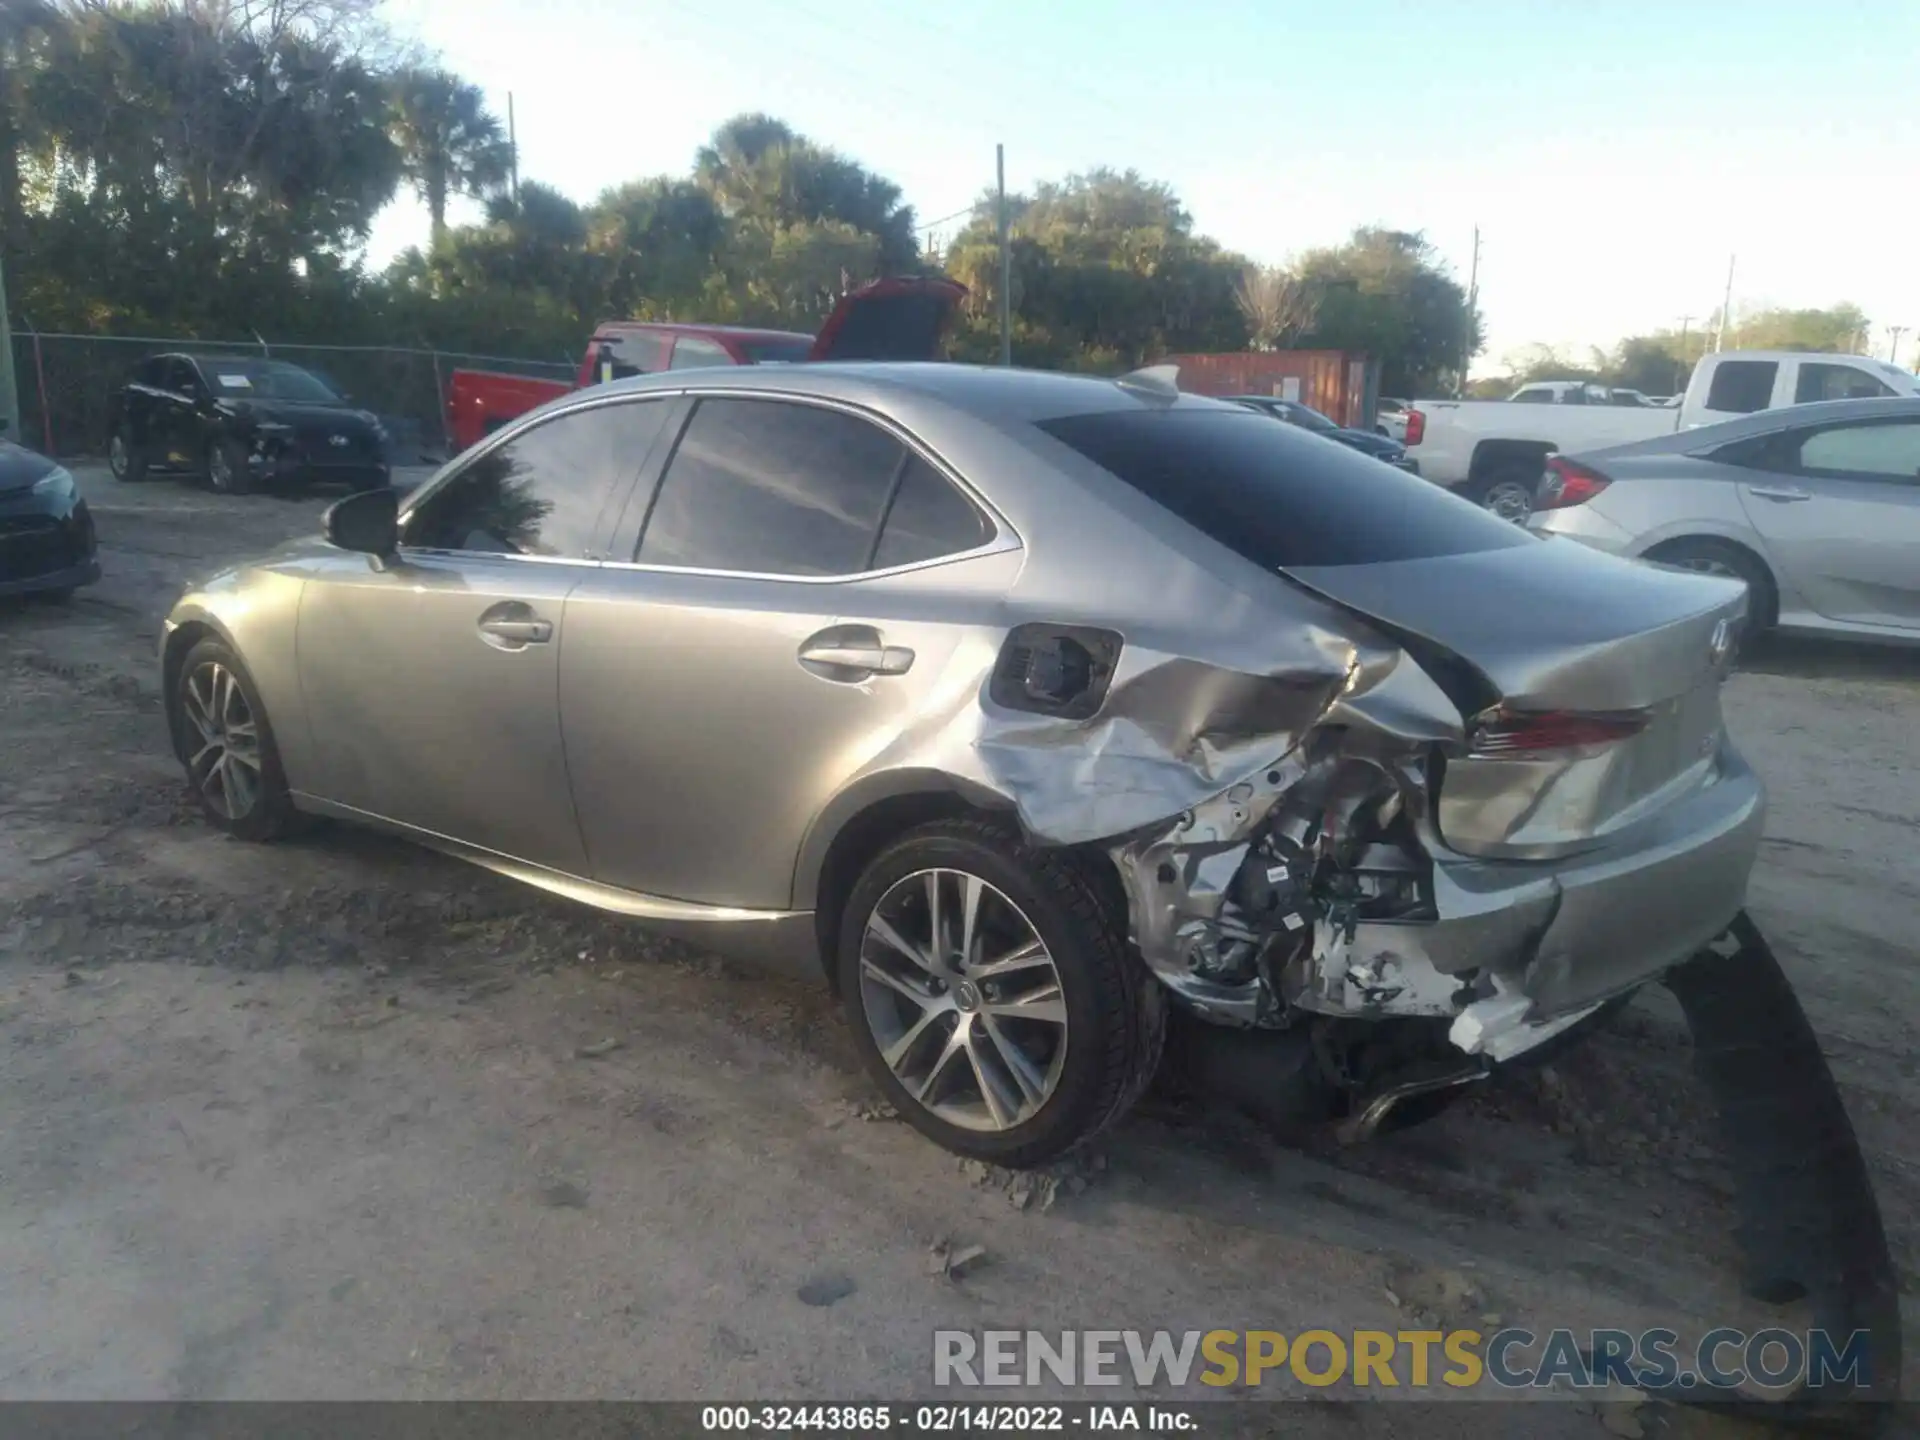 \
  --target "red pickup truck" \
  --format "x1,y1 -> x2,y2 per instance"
444,276 -> 965,453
